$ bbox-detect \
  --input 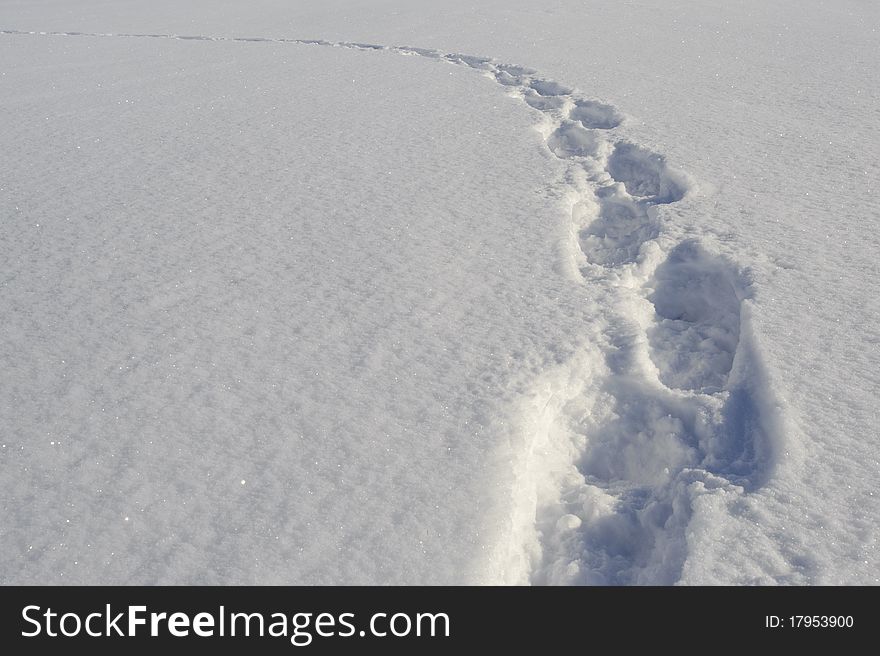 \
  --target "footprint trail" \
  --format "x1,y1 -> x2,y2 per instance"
1,27 -> 776,585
